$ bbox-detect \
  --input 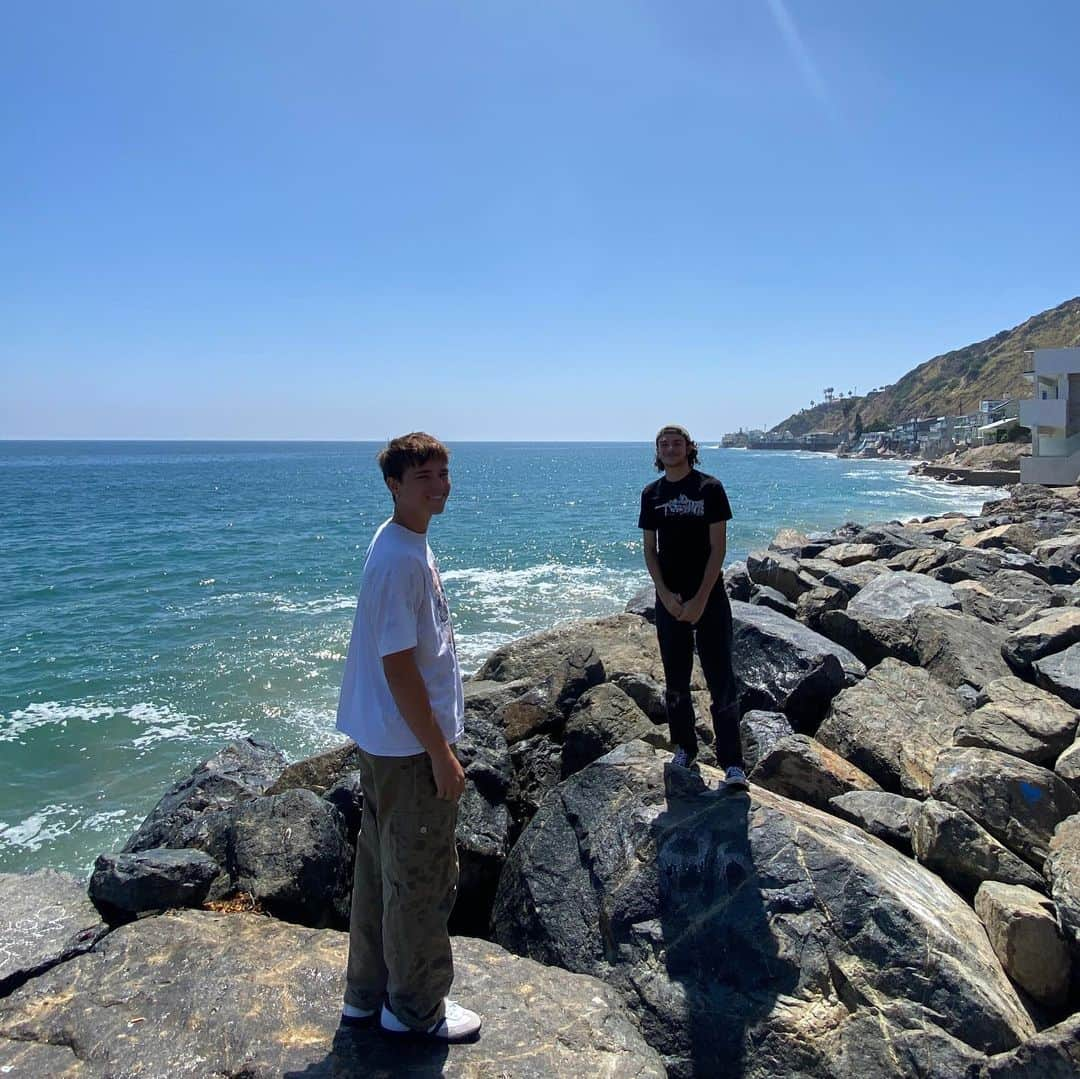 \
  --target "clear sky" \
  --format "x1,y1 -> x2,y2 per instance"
3,2 -> 1078,440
